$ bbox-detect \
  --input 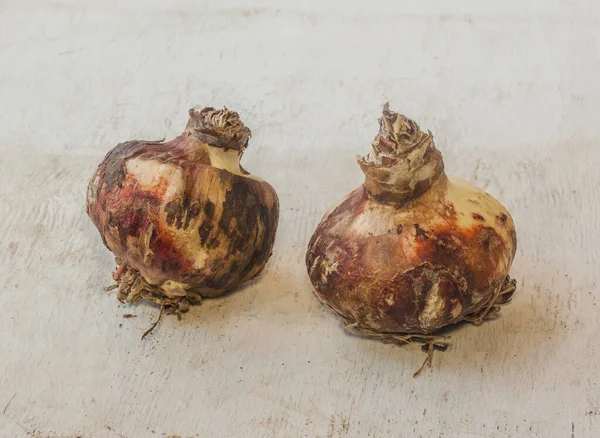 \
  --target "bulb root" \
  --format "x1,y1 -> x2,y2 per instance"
462,276 -> 517,325
413,340 -> 435,378
320,275 -> 517,377
105,258 -> 202,339
141,304 -> 164,341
